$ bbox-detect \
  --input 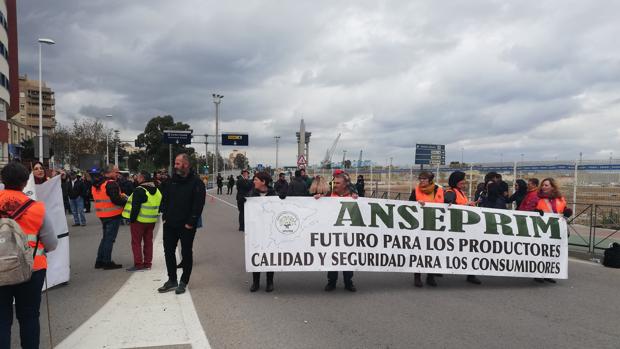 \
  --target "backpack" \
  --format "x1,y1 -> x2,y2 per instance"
0,199 -> 38,286
603,243 -> 620,268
